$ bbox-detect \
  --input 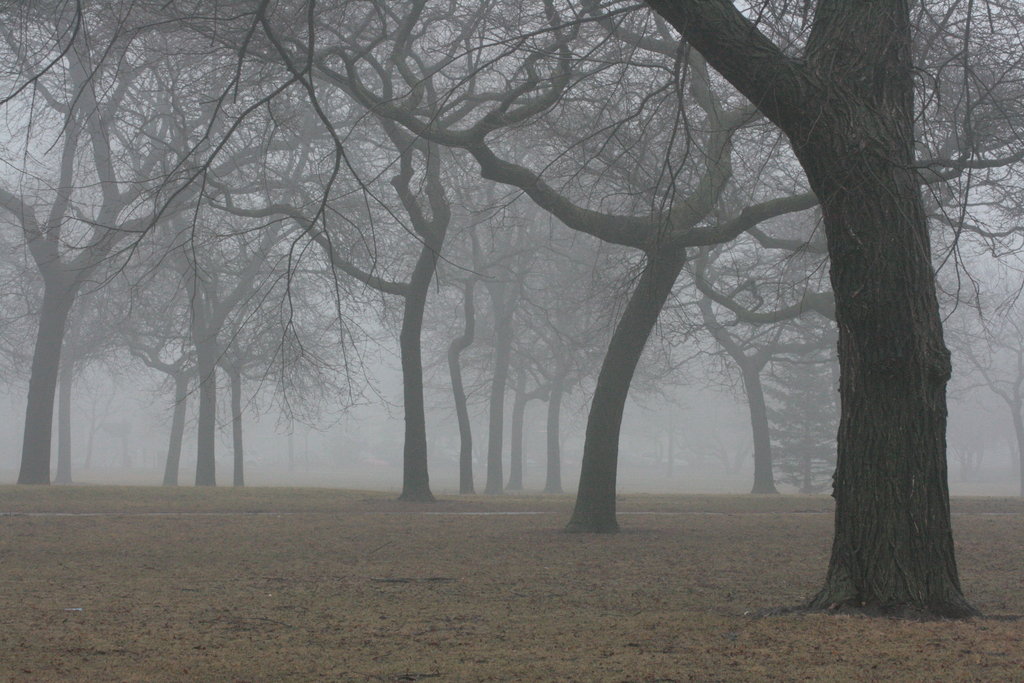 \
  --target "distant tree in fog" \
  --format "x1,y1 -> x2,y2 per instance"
0,8 -> 191,484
